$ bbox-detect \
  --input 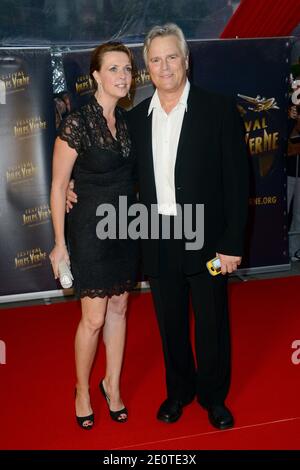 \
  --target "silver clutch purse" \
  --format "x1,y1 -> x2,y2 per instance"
58,260 -> 74,288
